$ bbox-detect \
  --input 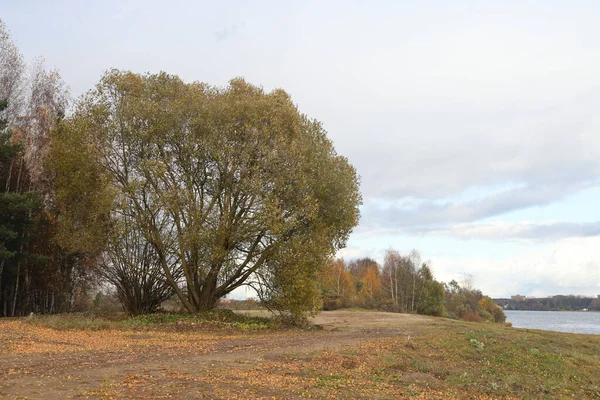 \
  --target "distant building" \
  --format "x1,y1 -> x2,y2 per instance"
511,294 -> 527,301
